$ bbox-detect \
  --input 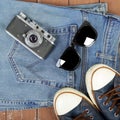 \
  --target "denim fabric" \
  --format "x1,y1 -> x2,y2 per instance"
0,0 -> 120,110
